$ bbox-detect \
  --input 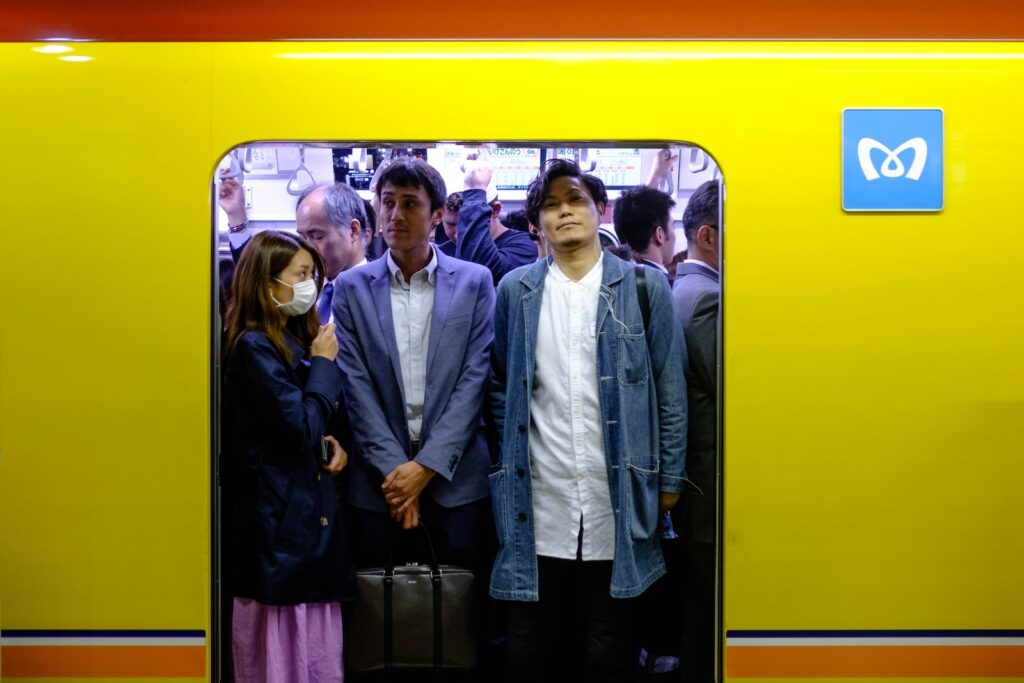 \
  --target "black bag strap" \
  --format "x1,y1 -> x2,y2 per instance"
383,571 -> 394,669
635,264 -> 651,331
432,568 -> 443,669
